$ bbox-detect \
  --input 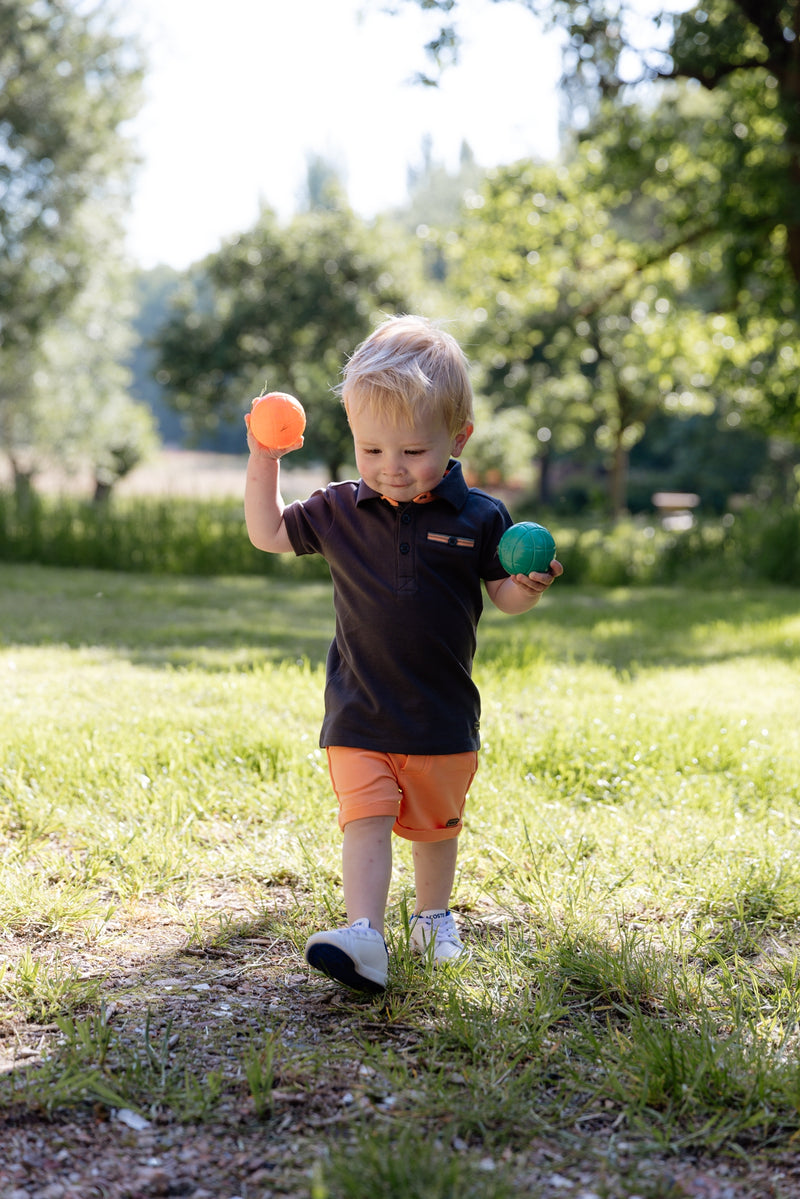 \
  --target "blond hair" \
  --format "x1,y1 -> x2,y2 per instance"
340,315 -> 474,436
